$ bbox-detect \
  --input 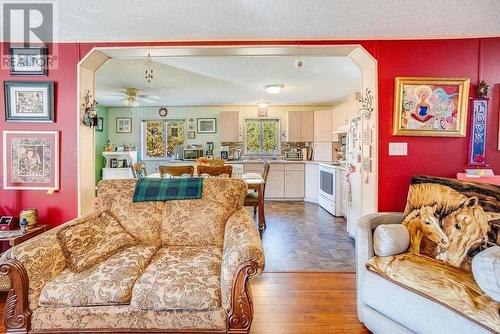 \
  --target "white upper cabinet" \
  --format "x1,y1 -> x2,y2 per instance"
286,111 -> 314,142
313,109 -> 334,141
220,111 -> 240,142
